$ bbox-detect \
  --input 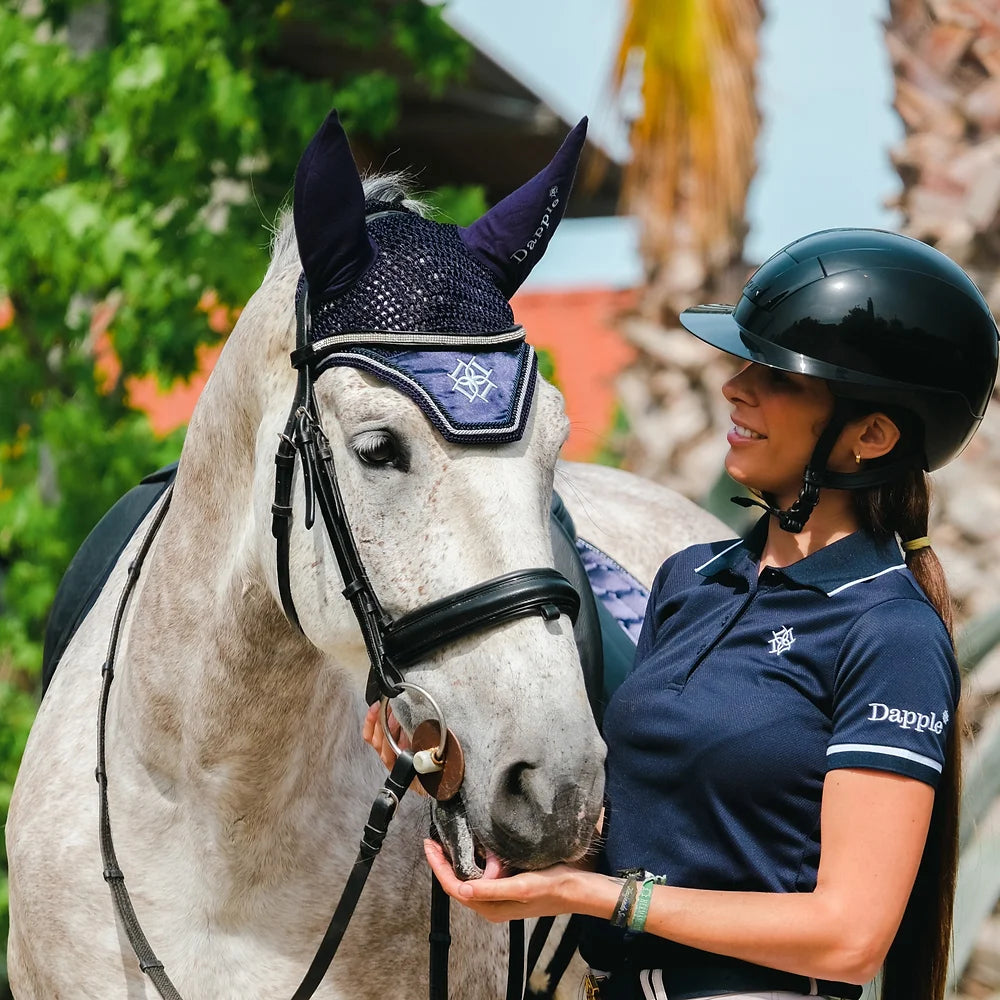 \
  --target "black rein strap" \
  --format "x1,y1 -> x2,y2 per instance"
97,486 -> 181,1000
